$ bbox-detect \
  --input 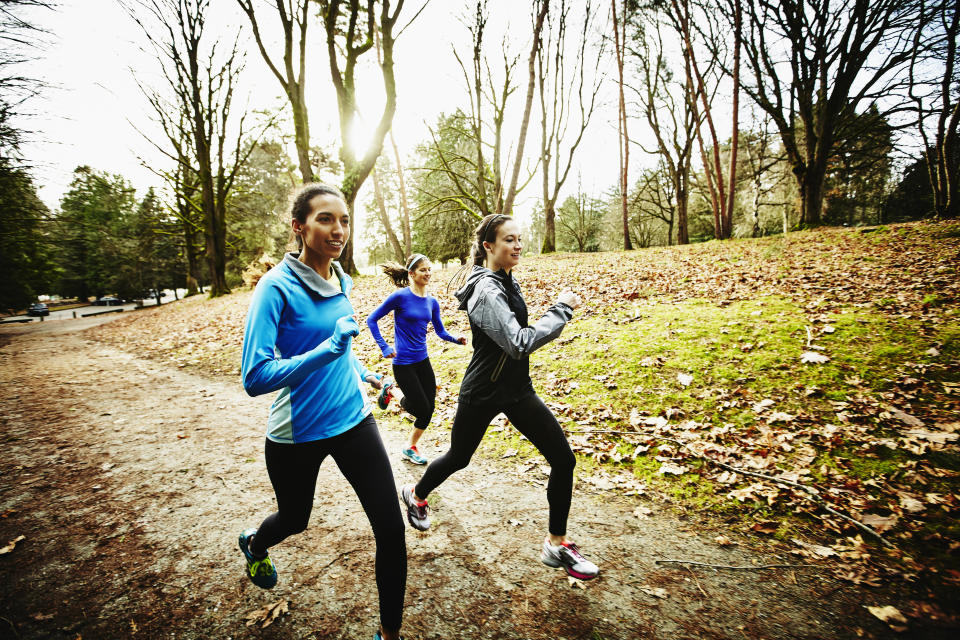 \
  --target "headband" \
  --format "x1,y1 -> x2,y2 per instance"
406,253 -> 428,271
480,214 -> 506,242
